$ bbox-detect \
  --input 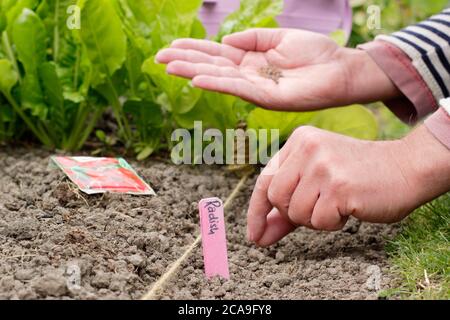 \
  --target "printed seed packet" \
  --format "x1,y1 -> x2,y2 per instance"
51,156 -> 155,195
